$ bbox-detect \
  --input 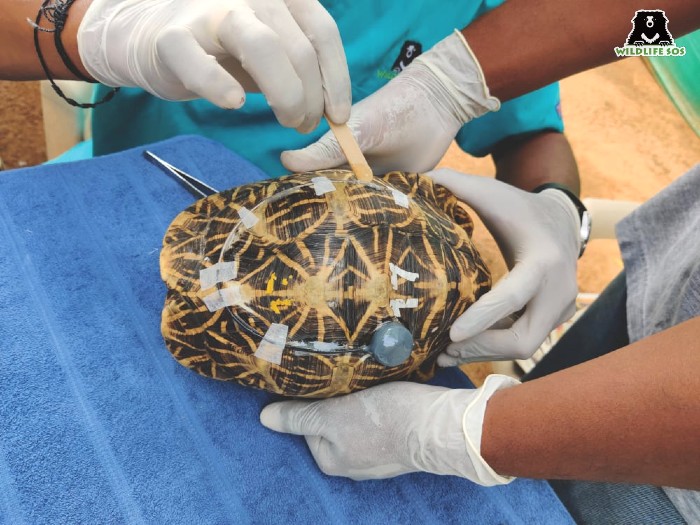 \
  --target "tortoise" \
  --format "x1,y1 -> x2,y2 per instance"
160,170 -> 491,398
